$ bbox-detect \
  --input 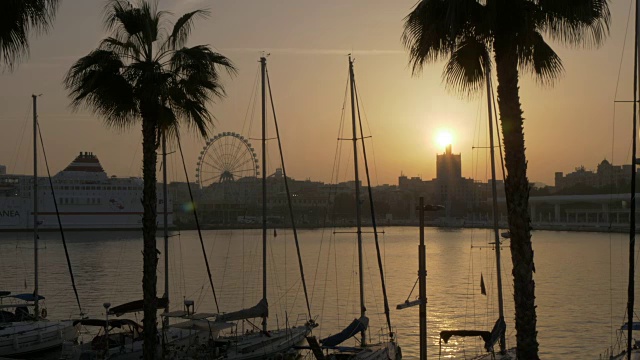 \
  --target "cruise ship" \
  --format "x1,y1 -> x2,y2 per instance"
0,152 -> 172,230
